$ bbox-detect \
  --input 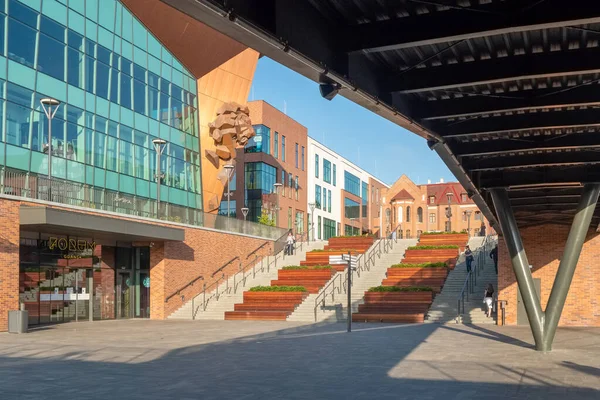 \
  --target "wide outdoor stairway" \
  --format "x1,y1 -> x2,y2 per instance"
351,233 -> 466,323
227,236 -> 378,321
425,237 -> 497,325
168,241 -> 326,320
288,239 -> 417,322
